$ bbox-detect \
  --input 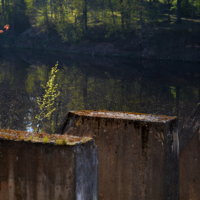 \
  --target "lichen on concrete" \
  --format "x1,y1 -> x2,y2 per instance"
0,129 -> 92,146
72,110 -> 177,123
